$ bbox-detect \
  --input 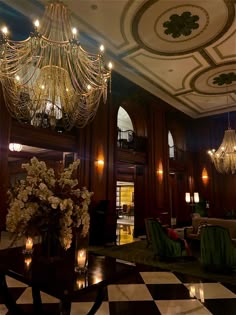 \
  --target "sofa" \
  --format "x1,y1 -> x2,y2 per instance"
184,217 -> 236,245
